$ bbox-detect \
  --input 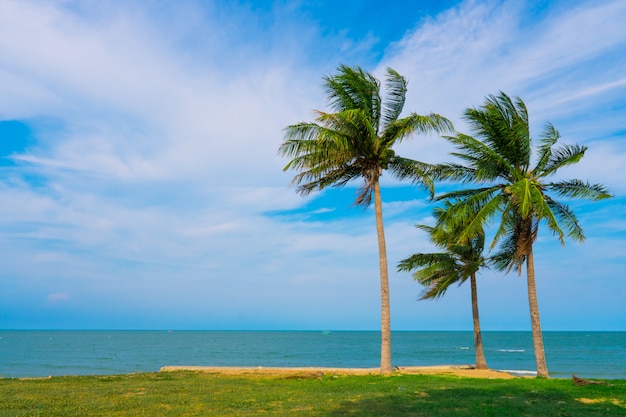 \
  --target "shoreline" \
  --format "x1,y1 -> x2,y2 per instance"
159,365 -> 518,379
